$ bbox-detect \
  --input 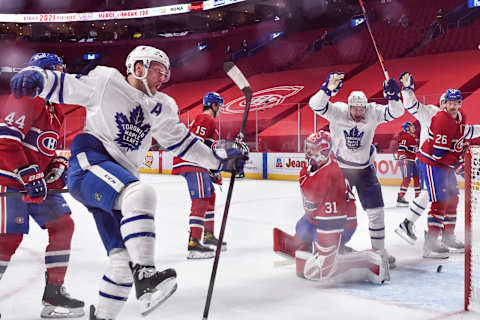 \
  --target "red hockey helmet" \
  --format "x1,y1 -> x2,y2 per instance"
304,130 -> 332,163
